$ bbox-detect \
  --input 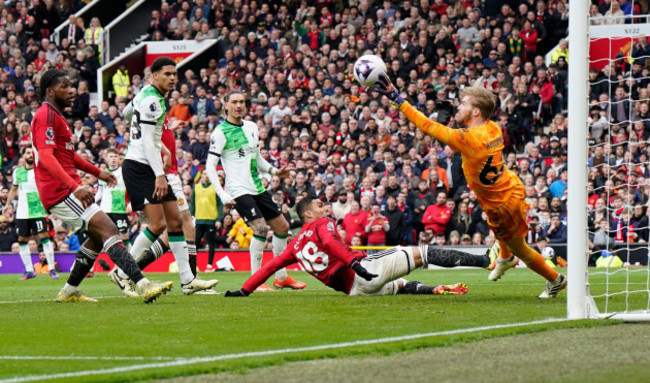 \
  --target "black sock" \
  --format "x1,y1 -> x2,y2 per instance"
427,248 -> 490,268
398,281 -> 436,295
67,246 -> 99,287
151,237 -> 169,258
137,250 -> 156,271
187,240 -> 197,277
138,237 -> 170,270
105,235 -> 144,283
189,254 -> 197,277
